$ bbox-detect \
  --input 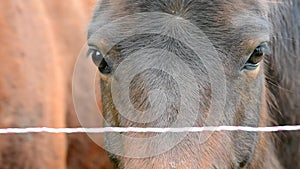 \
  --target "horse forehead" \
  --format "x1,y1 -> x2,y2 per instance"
88,0 -> 271,52
89,0 -> 271,32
